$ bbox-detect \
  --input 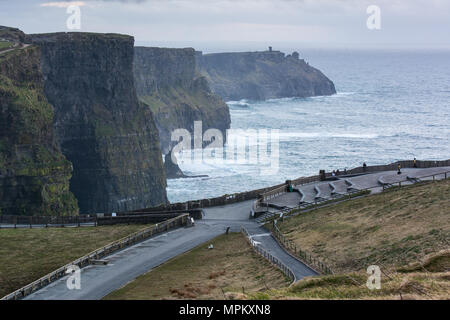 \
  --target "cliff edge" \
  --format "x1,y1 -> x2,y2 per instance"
30,32 -> 168,213
196,49 -> 336,101
134,47 -> 231,154
0,39 -> 78,215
